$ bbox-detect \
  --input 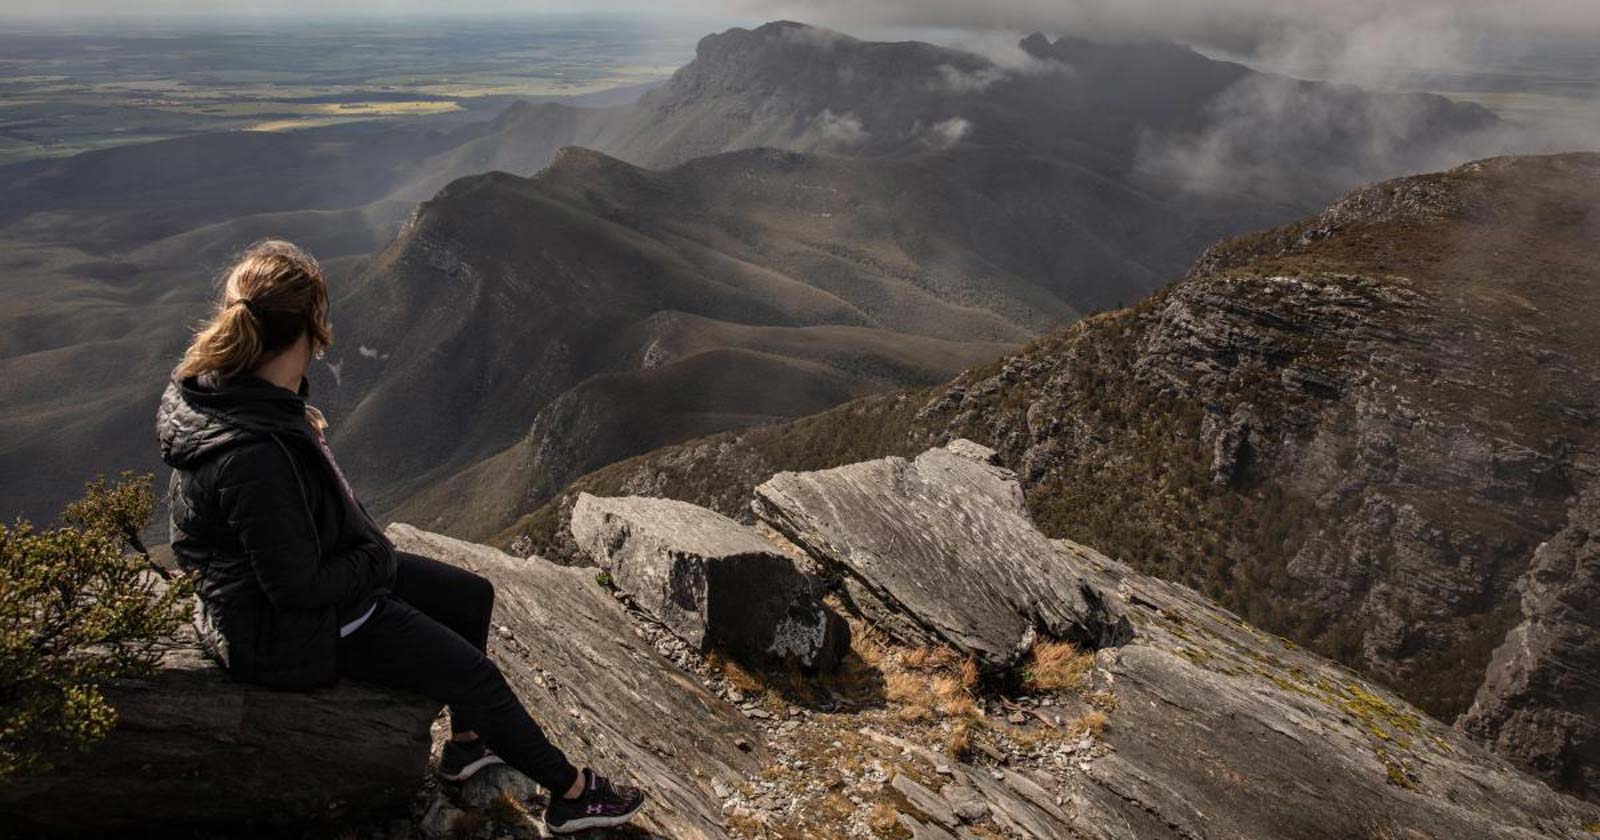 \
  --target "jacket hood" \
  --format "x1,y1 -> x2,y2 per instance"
157,372 -> 313,469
